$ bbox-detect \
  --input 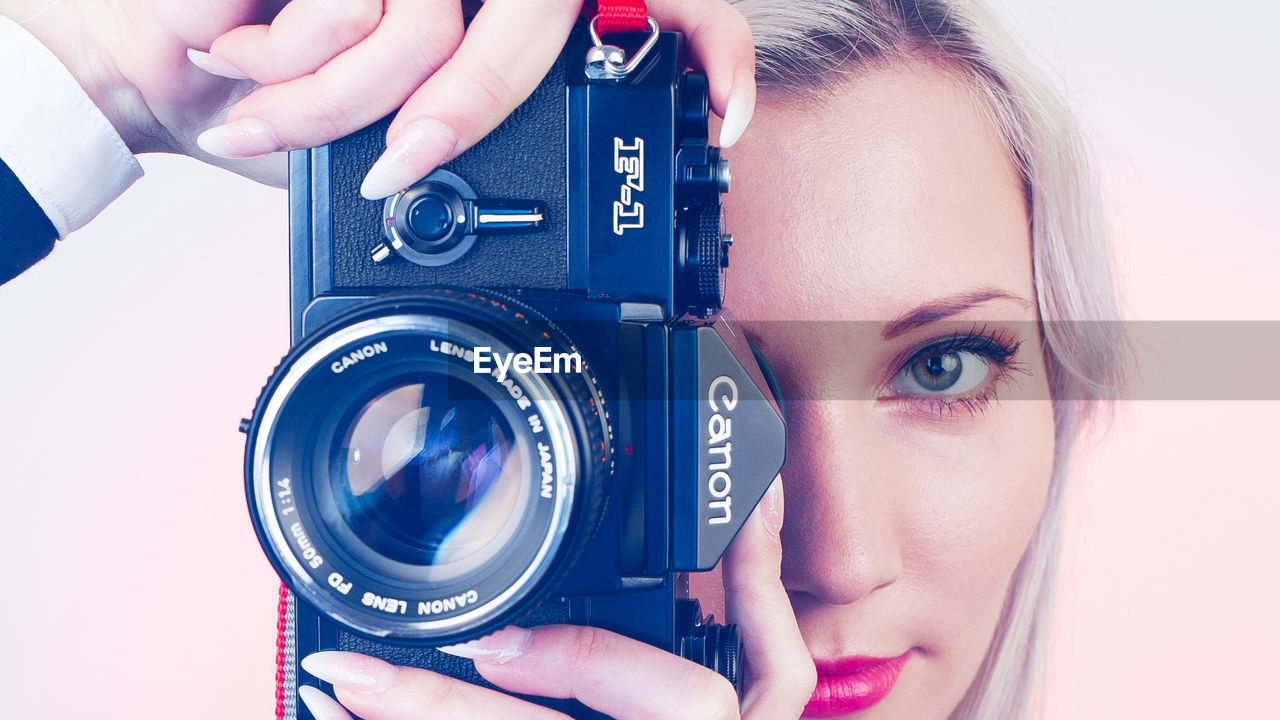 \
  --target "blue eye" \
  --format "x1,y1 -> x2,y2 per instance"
892,349 -> 992,395
883,327 -> 1028,418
